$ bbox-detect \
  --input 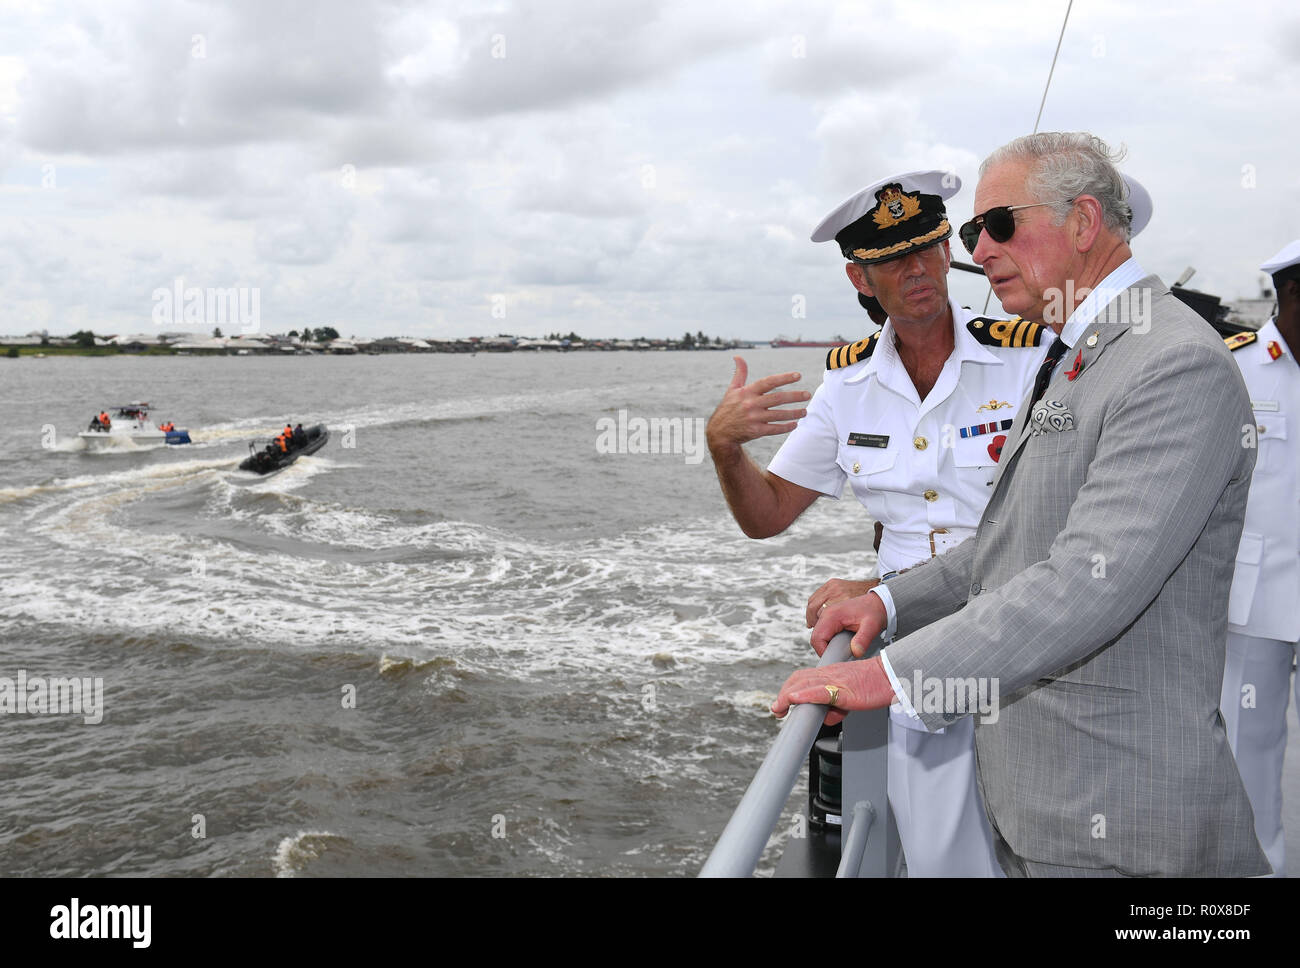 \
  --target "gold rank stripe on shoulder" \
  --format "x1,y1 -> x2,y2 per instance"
1224,331 -> 1257,352
966,315 -> 1045,347
826,331 -> 880,370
